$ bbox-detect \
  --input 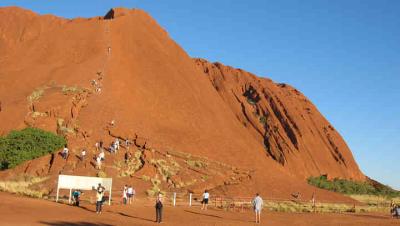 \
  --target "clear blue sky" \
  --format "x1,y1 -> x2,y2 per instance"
1,0 -> 399,189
